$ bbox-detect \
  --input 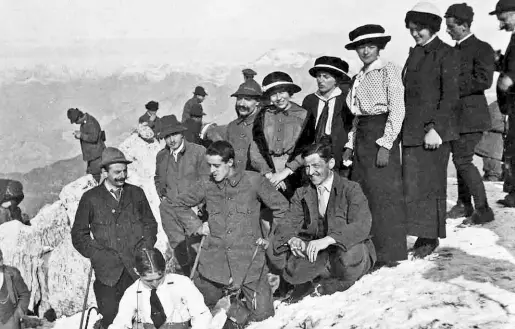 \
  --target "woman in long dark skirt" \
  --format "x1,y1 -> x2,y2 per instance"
343,24 -> 407,266
402,2 -> 460,258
